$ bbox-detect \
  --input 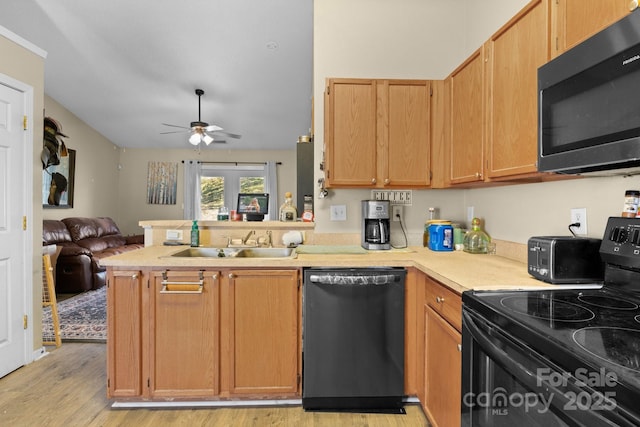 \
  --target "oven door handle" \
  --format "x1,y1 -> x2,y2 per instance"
463,310 -> 639,427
